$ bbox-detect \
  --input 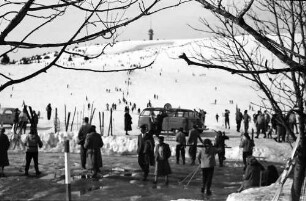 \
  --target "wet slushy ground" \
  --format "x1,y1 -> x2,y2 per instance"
0,151 -> 285,201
